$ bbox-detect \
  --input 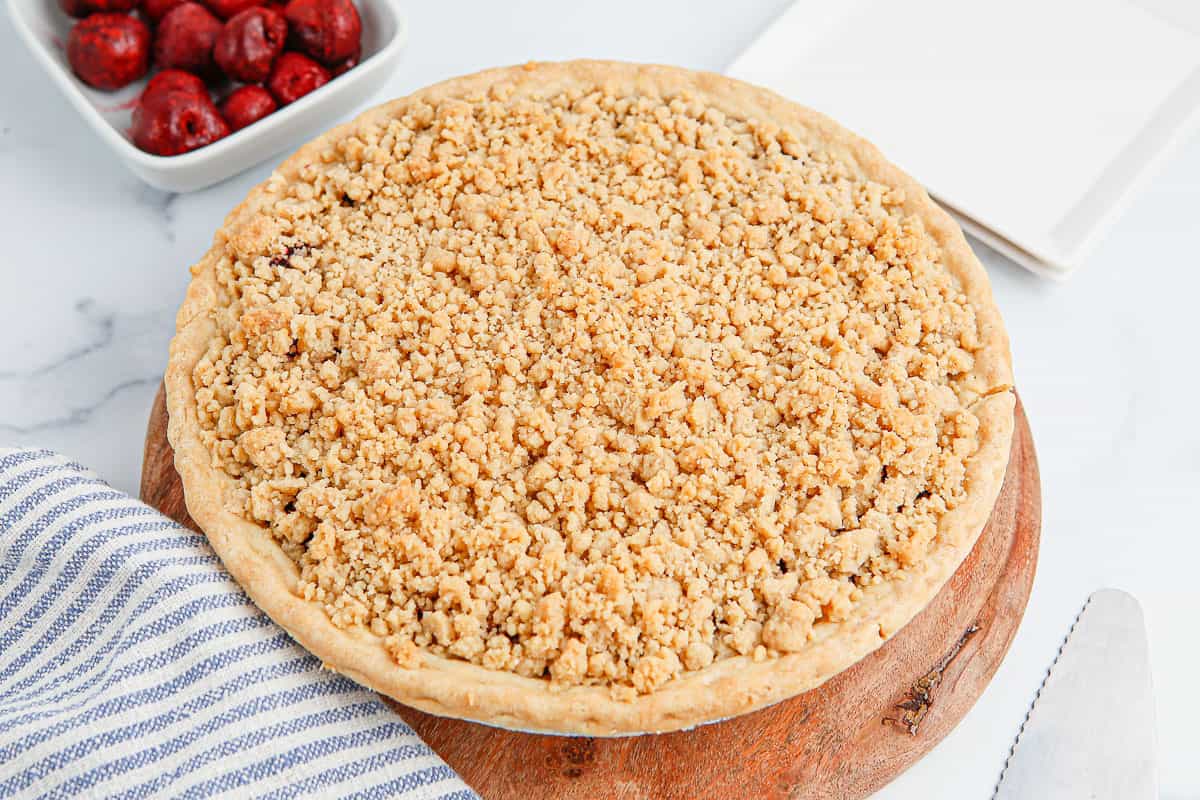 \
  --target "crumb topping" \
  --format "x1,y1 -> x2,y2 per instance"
191,77 -> 992,695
